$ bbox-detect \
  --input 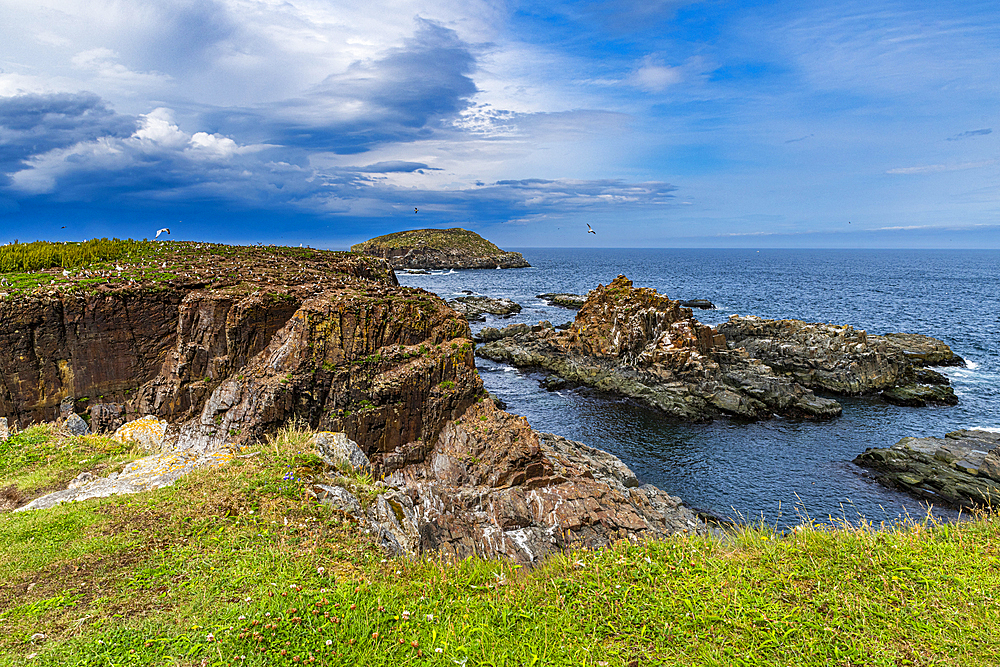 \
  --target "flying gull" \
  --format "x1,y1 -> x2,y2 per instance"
587,223 -> 596,234
155,228 -> 170,239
